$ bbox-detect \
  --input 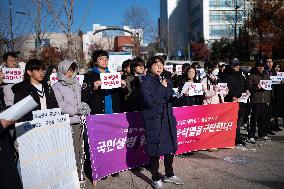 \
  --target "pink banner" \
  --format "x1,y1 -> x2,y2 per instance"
86,102 -> 238,181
